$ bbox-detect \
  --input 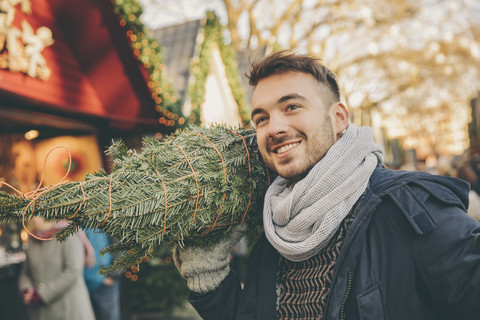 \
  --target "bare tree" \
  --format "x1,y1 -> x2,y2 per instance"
140,0 -> 480,157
